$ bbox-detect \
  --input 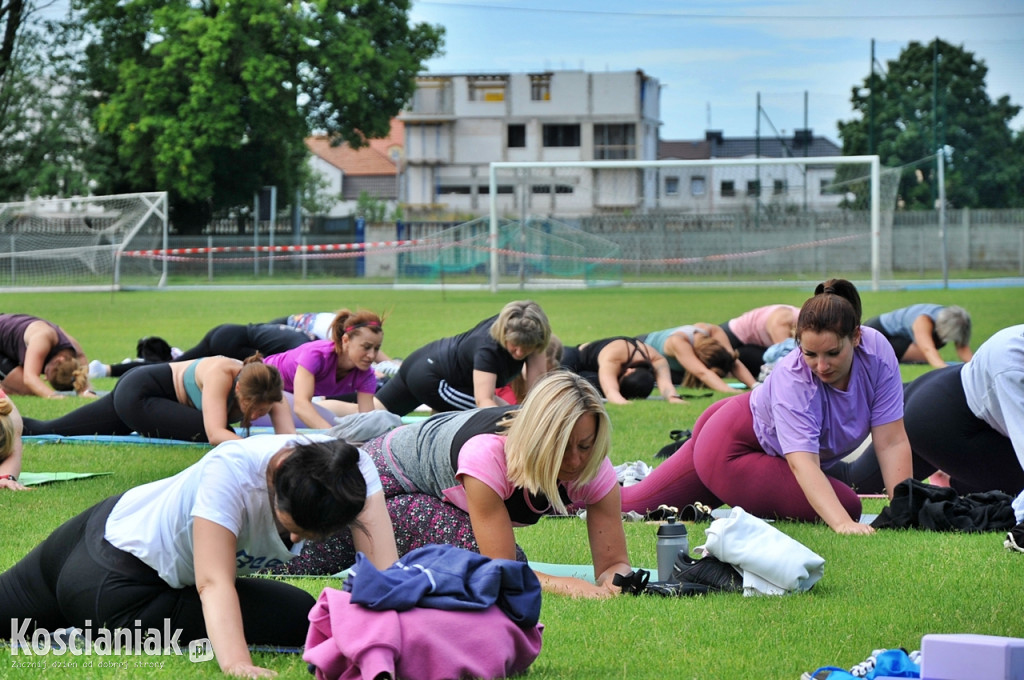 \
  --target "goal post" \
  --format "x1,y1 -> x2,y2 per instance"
0,192 -> 169,291
488,156 -> 889,292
